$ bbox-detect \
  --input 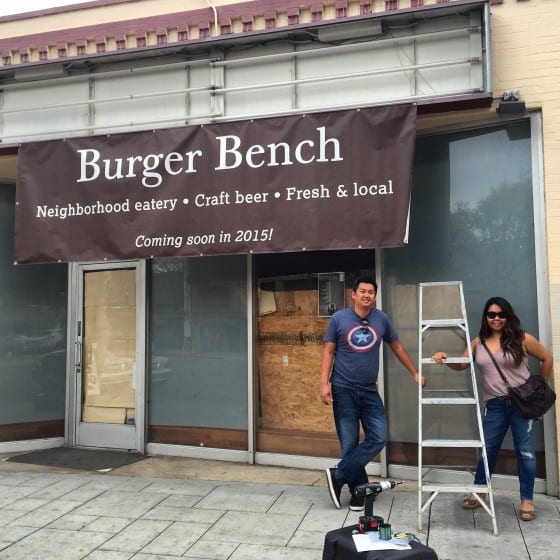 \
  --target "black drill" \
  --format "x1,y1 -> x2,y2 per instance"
354,480 -> 404,533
